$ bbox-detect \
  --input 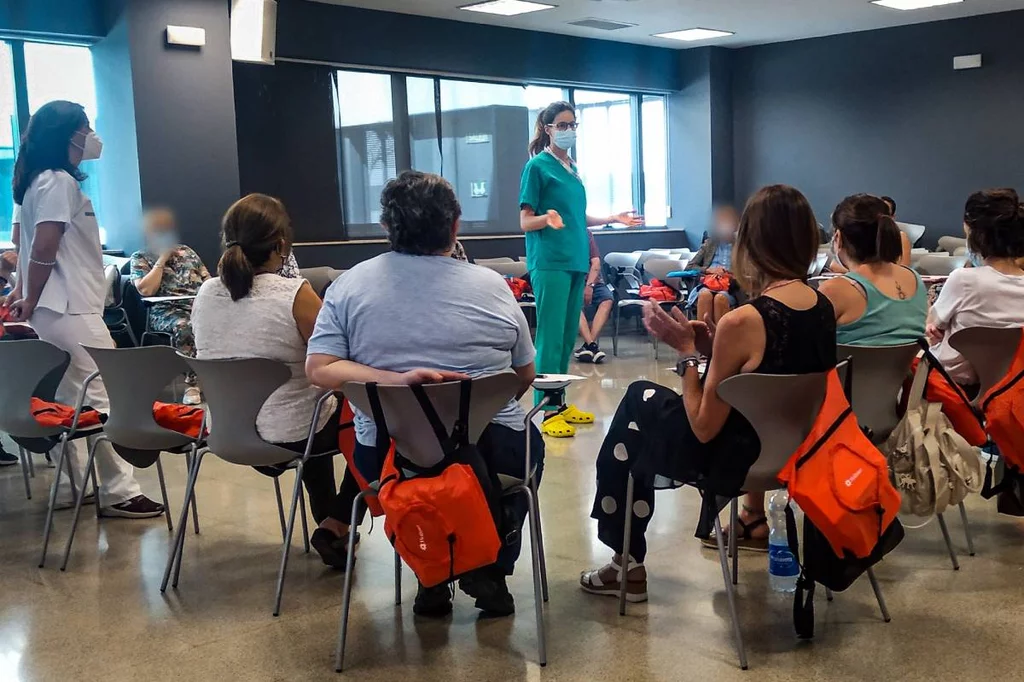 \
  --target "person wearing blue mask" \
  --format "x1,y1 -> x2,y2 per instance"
129,207 -> 210,404
519,101 -> 643,438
